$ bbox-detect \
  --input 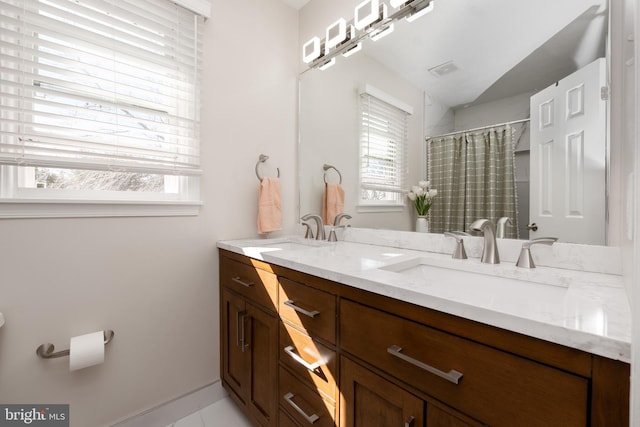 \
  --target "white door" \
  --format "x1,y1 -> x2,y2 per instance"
529,58 -> 607,245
